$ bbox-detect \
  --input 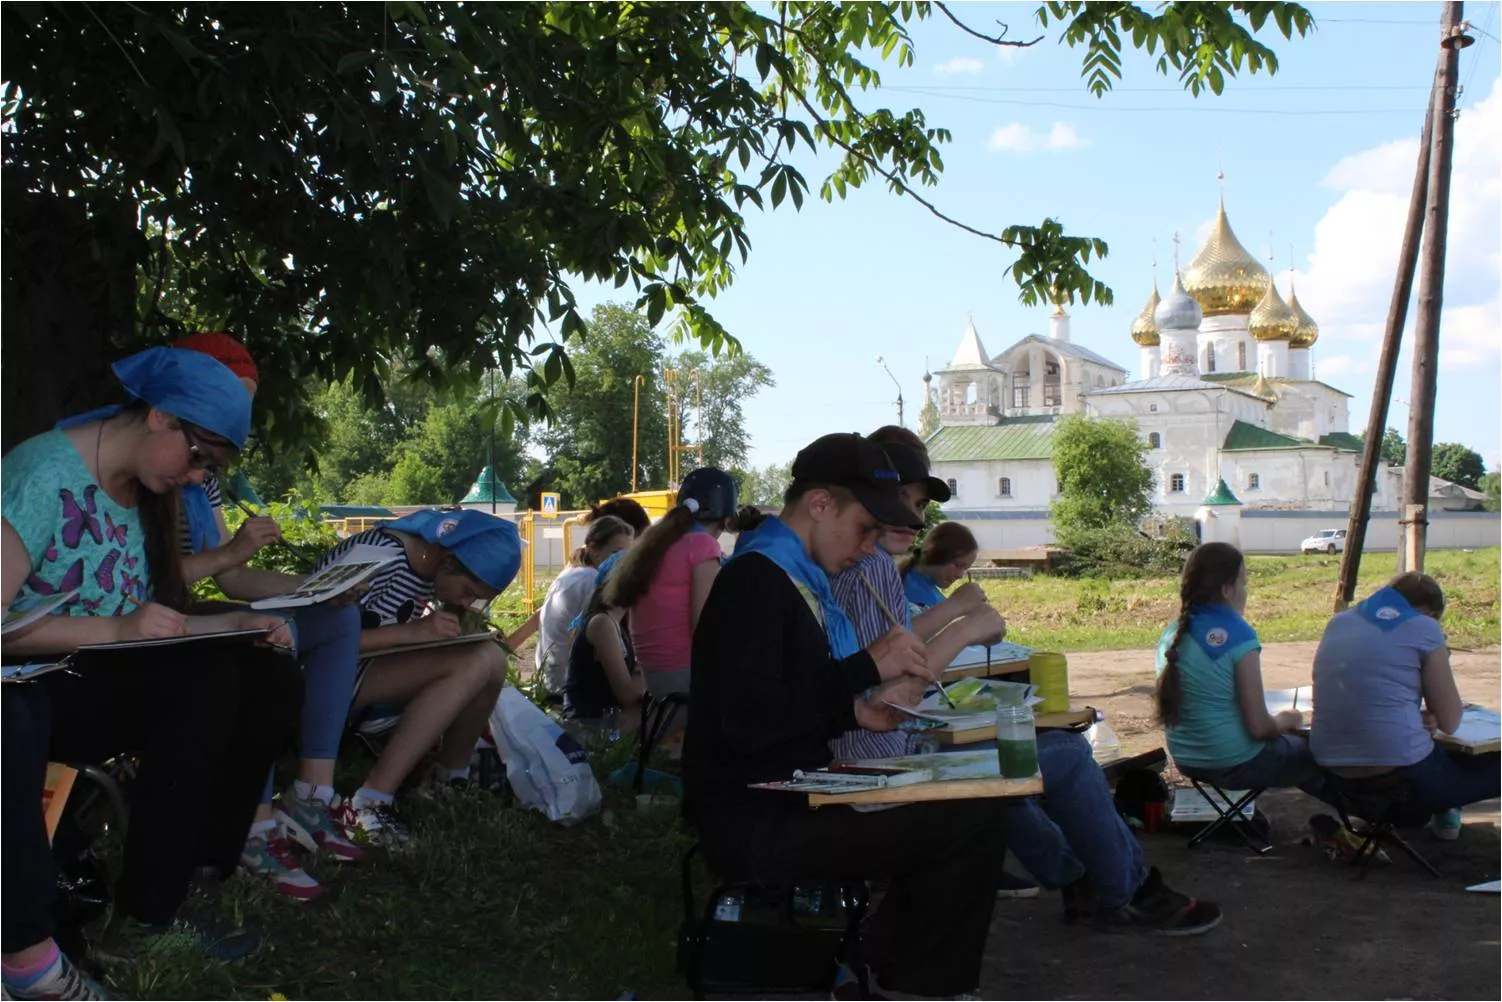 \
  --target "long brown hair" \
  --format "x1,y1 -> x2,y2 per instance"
1156,542 -> 1245,727
602,505 -> 703,609
903,520 -> 976,577
1387,571 -> 1445,616
111,406 -> 193,610
570,514 -> 632,567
